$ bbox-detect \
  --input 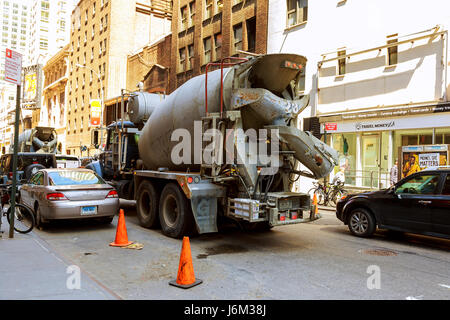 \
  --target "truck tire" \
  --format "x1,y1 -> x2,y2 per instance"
159,183 -> 194,239
136,180 -> 160,228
